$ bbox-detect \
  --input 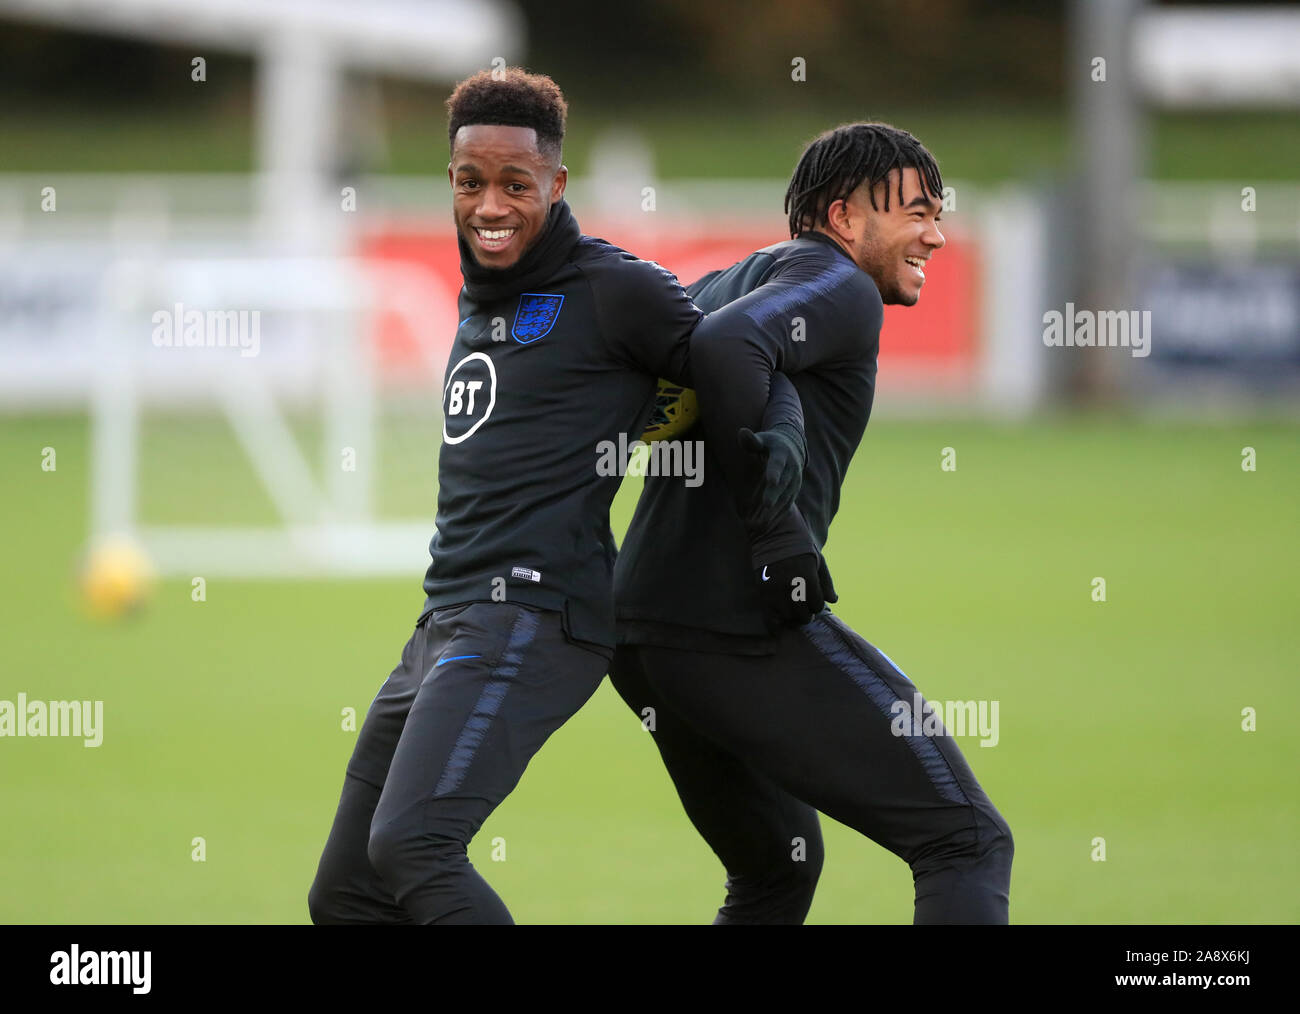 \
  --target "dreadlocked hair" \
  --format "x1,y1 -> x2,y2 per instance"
784,122 -> 943,238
